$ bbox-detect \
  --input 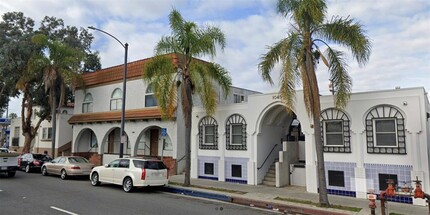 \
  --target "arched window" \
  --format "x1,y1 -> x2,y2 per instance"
110,88 -> 122,110
82,93 -> 93,113
226,114 -> 247,150
320,108 -> 351,153
198,116 -> 218,150
145,84 -> 157,107
365,105 -> 406,154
